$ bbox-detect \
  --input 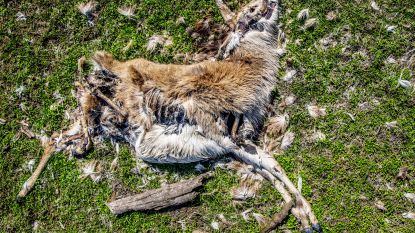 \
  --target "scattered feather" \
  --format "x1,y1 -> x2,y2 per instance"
15,85 -> 25,97
19,103 -> 27,111
0,118 -> 6,124
304,18 -> 318,29
53,90 -> 65,103
146,35 -> 164,52
358,102 -> 370,111
252,213 -> 267,225
371,1 -> 380,11
117,6 -> 135,18
311,130 -> 326,142
146,35 -> 173,52
284,94 -> 296,105
194,163 -> 206,172
374,200 -> 386,211
164,38 -> 173,47
276,47 -> 286,56
386,25 -> 397,32
32,221 -> 39,231
176,16 -> 186,25
359,195 -> 368,201
16,12 -> 27,21
398,79 -> 412,89
282,69 -> 297,82
231,169 -> 262,200
79,160 -> 102,182
404,193 -> 415,203
402,212 -> 415,220
307,105 -> 326,118
241,208 -> 253,221
386,56 -> 397,64
266,114 -> 289,137
297,9 -> 309,21
78,1 -> 97,15
281,131 -> 295,150
298,175 -> 303,194
27,159 -> 36,173
217,214 -> 231,225
397,166 -> 408,180
37,134 -> 50,148
385,121 -> 397,129
78,1 -> 97,26
326,11 -> 337,21
231,184 -> 257,200
210,221 -> 219,230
